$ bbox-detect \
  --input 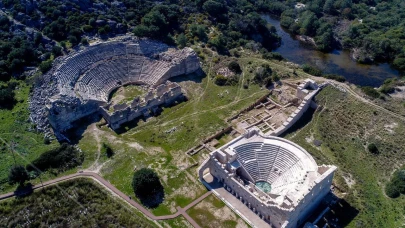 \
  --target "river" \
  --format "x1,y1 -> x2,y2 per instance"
263,16 -> 399,87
